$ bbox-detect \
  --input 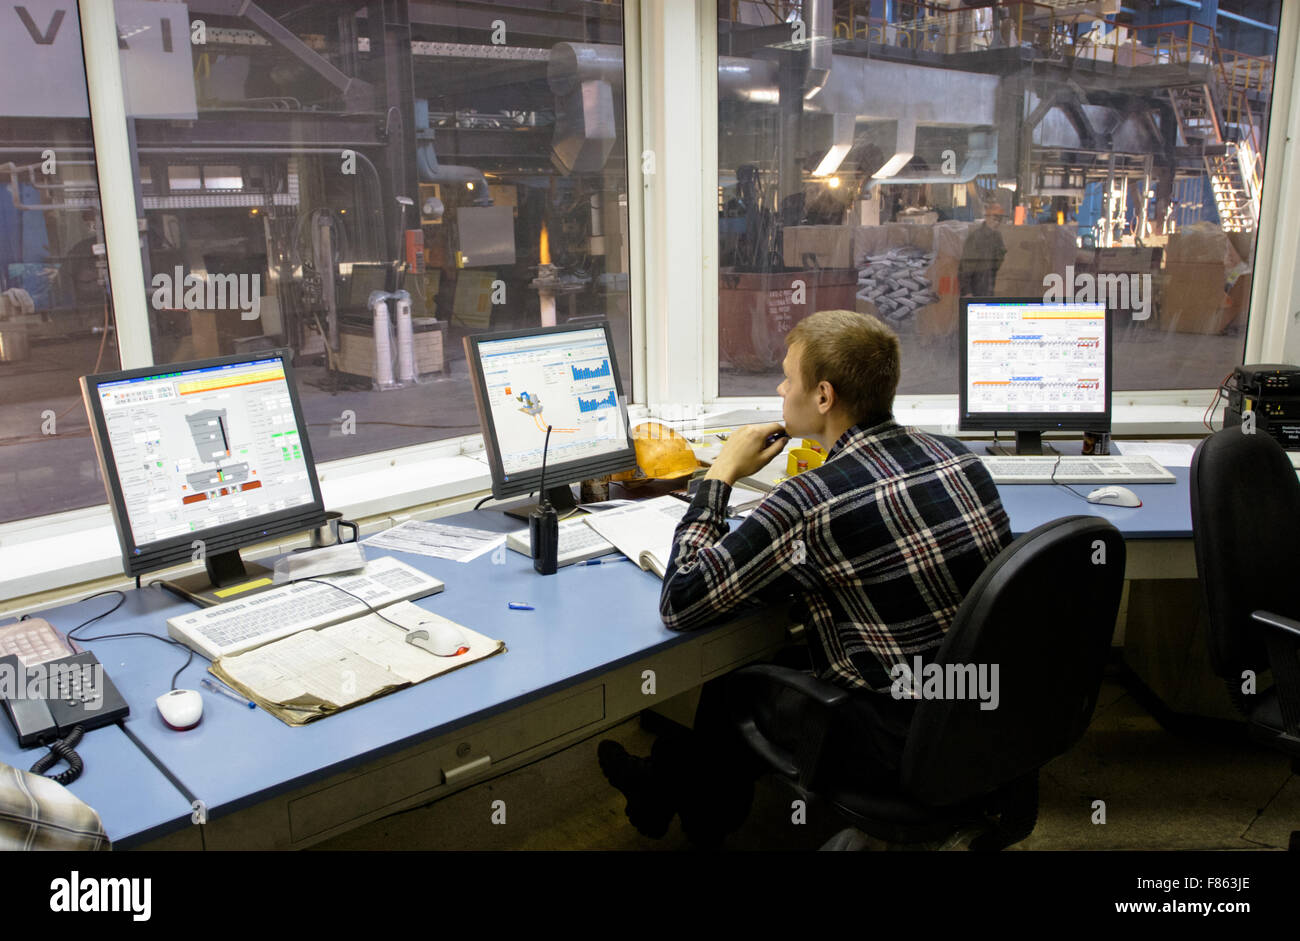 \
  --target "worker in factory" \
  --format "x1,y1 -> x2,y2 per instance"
598,310 -> 1012,845
958,201 -> 1008,297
